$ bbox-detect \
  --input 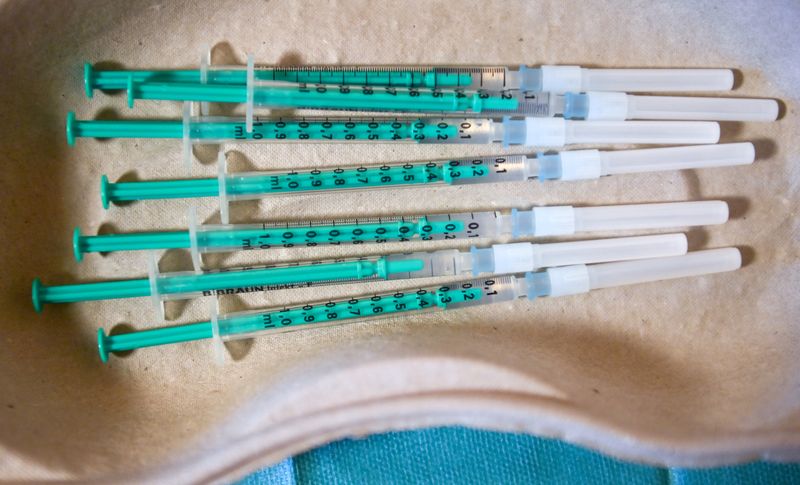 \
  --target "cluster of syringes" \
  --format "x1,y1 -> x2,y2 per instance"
36,56 -> 777,363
